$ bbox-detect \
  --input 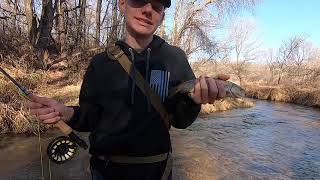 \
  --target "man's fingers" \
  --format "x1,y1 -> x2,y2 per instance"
43,116 -> 61,124
38,112 -> 60,121
193,78 -> 201,104
191,76 -> 226,104
27,93 -> 53,106
216,80 -> 226,99
36,96 -> 54,106
30,107 -> 55,116
25,101 -> 43,109
27,93 -> 37,101
217,74 -> 230,81
200,76 -> 208,104
206,78 -> 218,104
